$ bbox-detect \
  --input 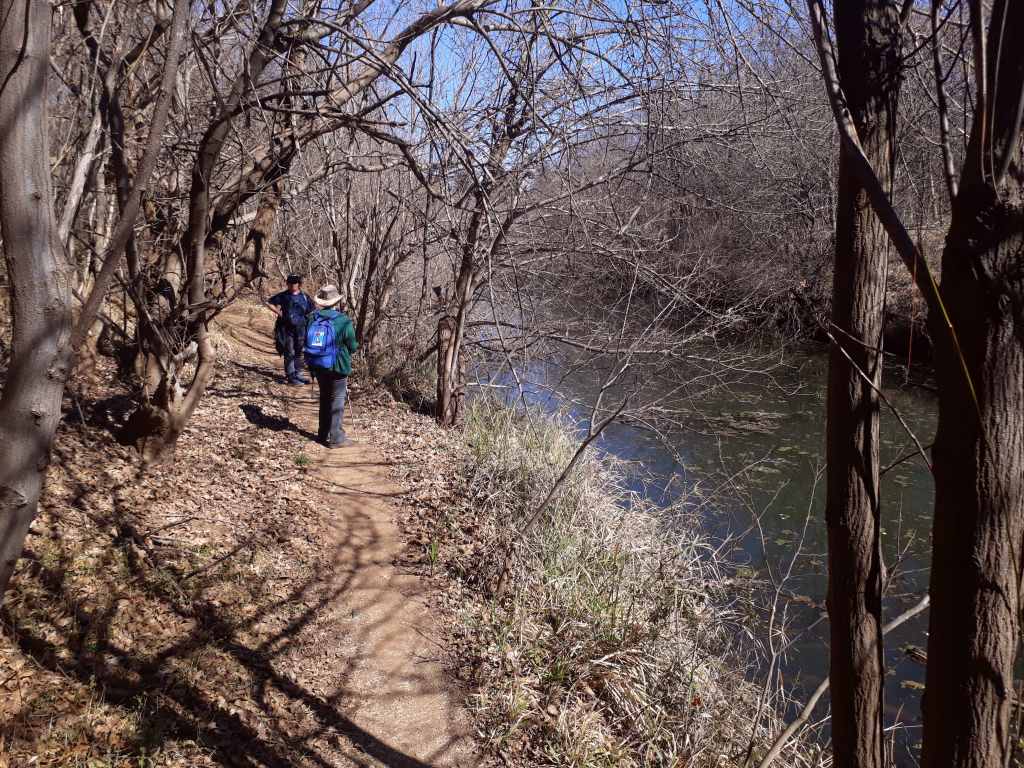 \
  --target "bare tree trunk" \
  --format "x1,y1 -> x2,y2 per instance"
356,244 -> 387,344
436,313 -> 462,425
235,180 -> 283,286
71,0 -> 189,350
0,0 -> 73,603
125,0 -> 289,463
824,3 -> 901,766
72,172 -> 107,385
437,247 -> 475,426
922,1 -> 1024,763
57,81 -> 108,251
